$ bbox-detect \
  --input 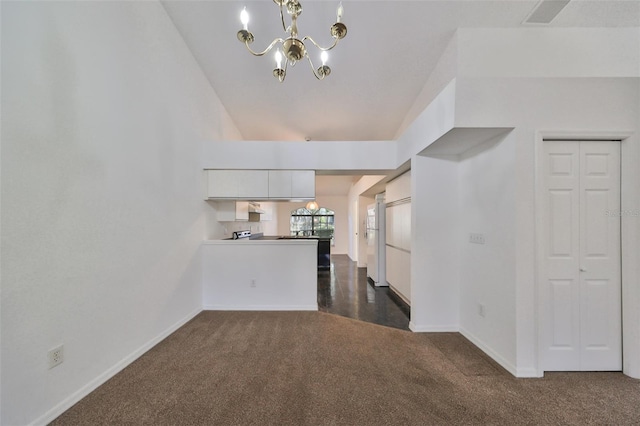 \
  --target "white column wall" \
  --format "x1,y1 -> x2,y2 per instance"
456,134 -> 517,371
410,155 -> 459,332
1,2 -> 241,424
